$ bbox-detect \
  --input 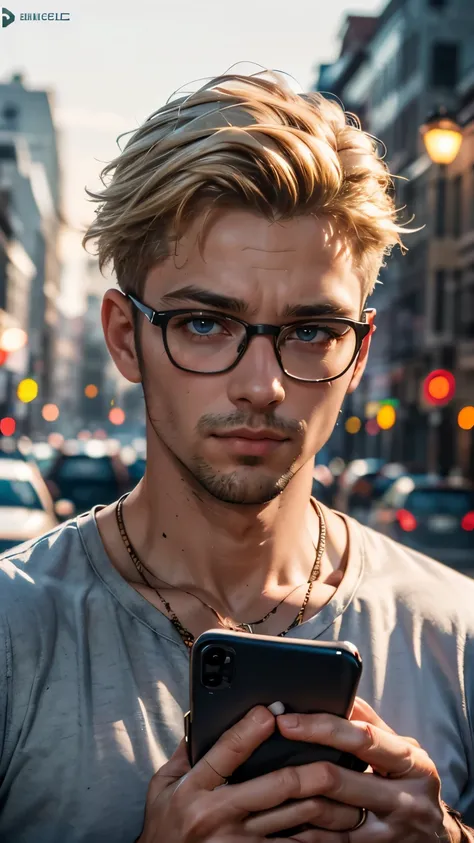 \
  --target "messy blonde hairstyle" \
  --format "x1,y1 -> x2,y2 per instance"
82,70 -> 408,299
